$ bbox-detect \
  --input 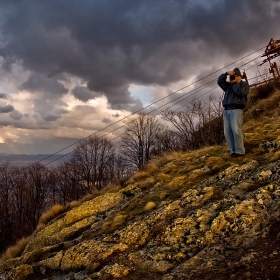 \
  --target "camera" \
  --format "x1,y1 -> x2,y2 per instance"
229,75 -> 236,81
